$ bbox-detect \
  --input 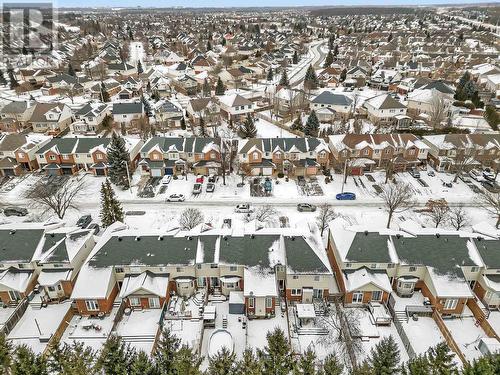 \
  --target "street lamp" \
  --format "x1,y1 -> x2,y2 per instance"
122,160 -> 132,196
